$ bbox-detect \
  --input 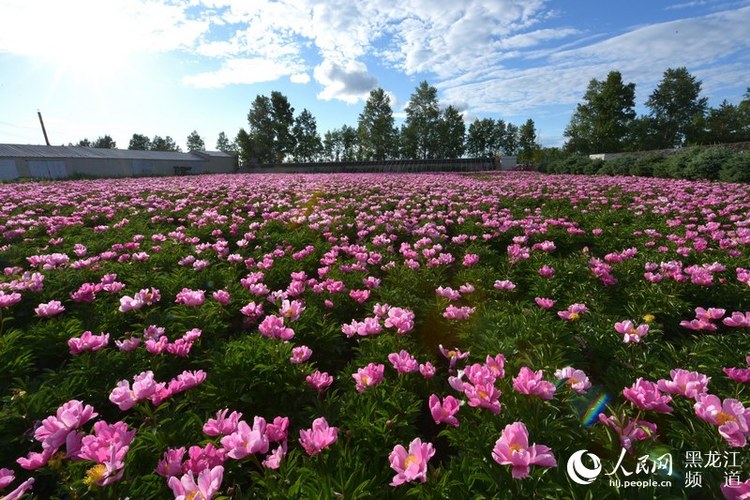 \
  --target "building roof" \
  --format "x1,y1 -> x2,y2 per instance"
0,144 -> 230,161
